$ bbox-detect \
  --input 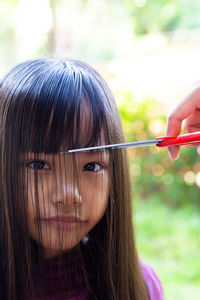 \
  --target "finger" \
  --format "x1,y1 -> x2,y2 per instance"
166,87 -> 200,160
183,110 -> 200,132
168,145 -> 180,160
166,115 -> 182,160
166,86 -> 200,136
166,103 -> 196,136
